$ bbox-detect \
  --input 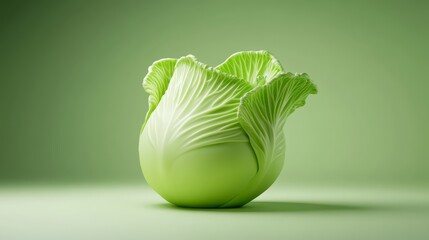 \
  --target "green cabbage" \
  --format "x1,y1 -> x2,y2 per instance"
139,51 -> 317,208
